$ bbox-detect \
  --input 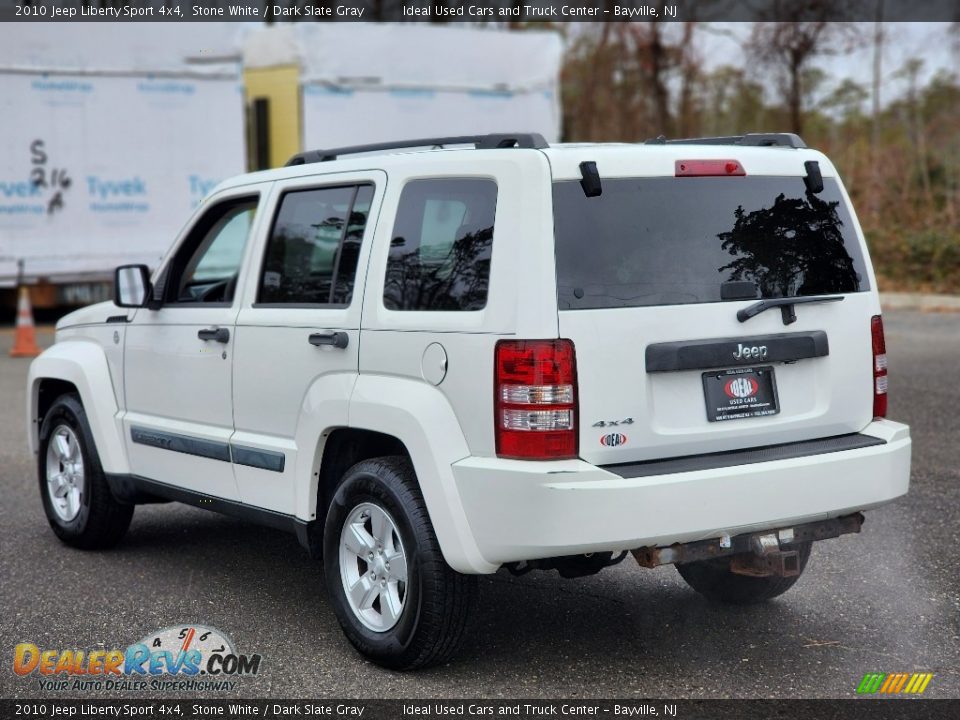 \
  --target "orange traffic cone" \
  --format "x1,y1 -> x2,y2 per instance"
10,286 -> 42,357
